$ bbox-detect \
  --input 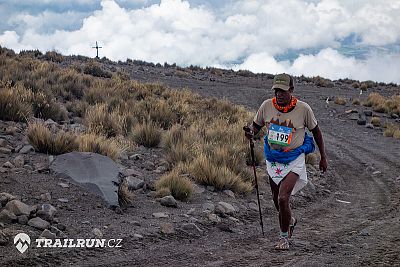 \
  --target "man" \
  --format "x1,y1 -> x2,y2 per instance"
245,73 -> 327,250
